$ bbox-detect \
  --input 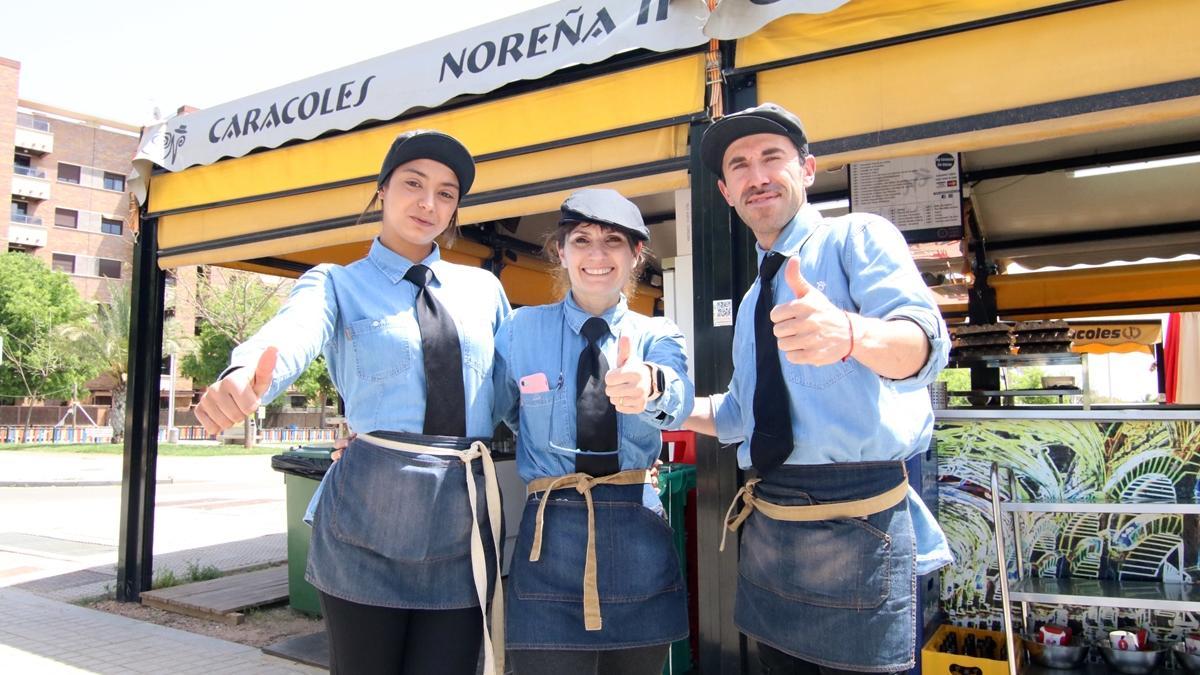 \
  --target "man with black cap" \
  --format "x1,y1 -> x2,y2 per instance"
684,103 -> 952,674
